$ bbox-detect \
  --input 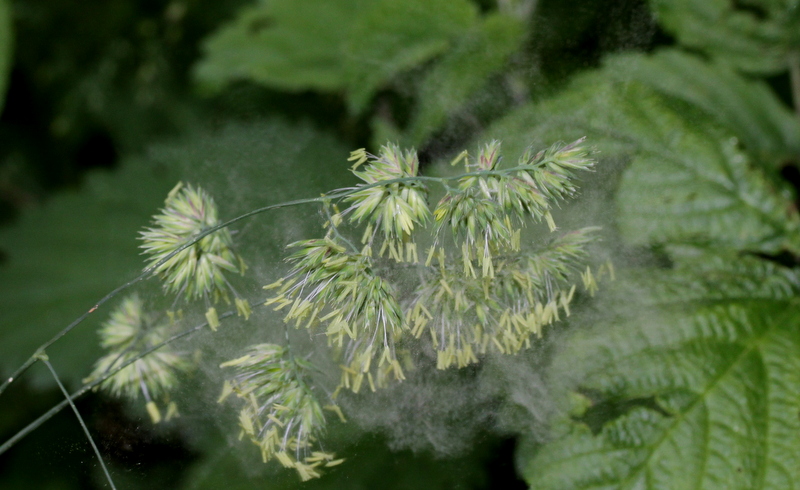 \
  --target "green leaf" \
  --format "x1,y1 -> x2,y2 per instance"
342,0 -> 477,113
194,0 -> 478,113
484,60 -> 800,254
481,69 -> 636,159
616,105 -> 800,253
194,0 -> 356,93
0,0 -> 12,114
523,260 -> 800,489
650,0 -> 800,74
607,49 -> 800,163
637,249 -> 800,304
0,120 -> 350,388
404,12 -> 525,146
